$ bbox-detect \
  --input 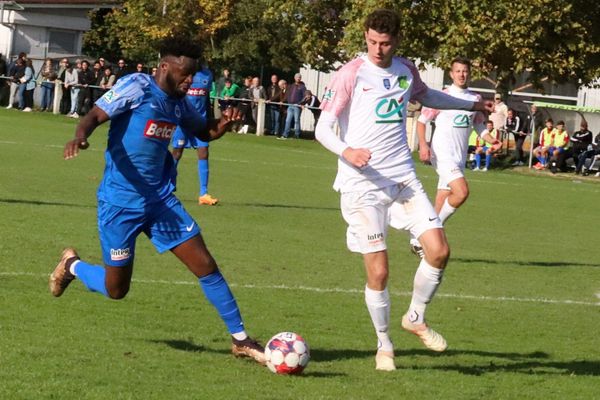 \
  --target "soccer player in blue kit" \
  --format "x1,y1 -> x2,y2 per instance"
49,36 -> 265,365
171,66 -> 219,205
